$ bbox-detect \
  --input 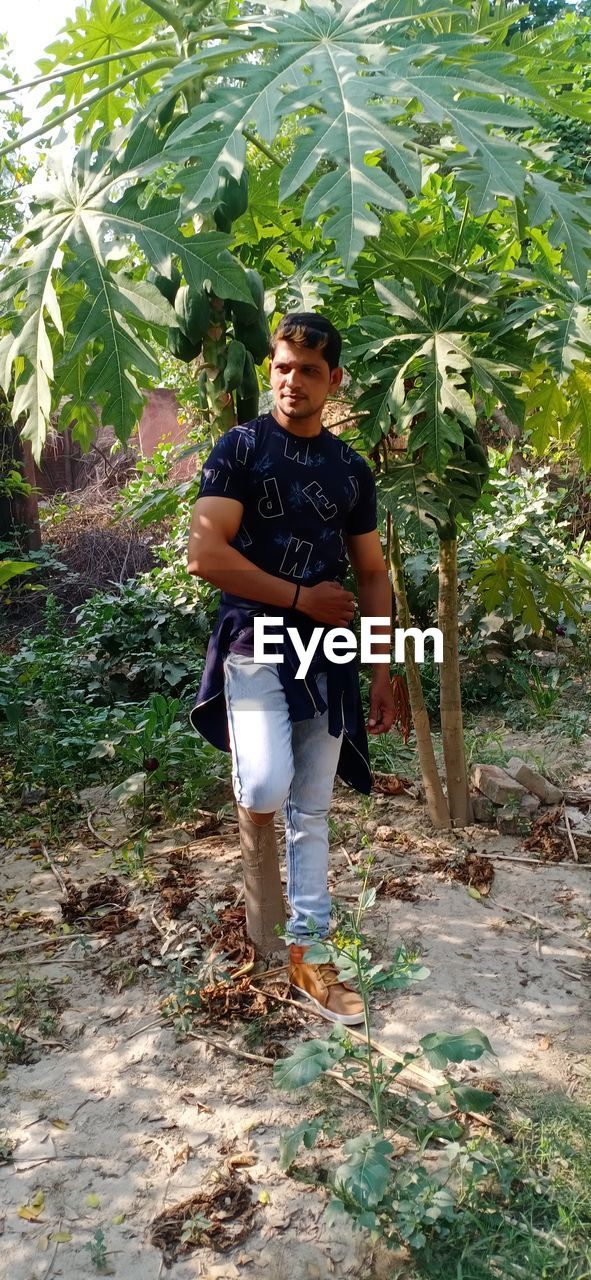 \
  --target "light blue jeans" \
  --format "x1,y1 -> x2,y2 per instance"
222,652 -> 343,942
